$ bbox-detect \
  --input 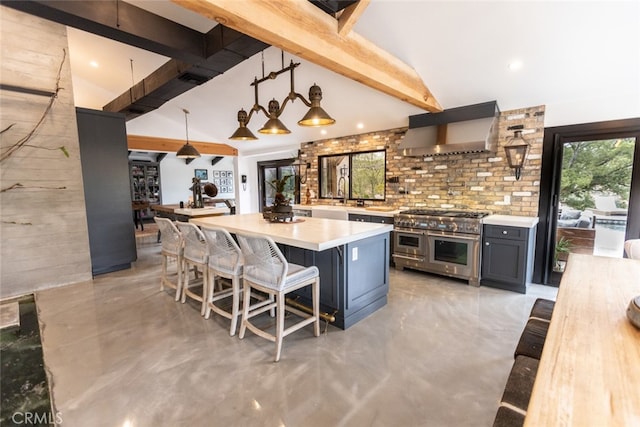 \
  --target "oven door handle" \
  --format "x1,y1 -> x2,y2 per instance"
392,254 -> 425,262
426,232 -> 479,241
394,229 -> 426,235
